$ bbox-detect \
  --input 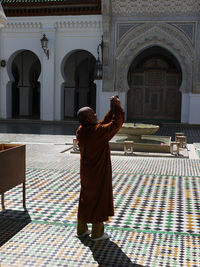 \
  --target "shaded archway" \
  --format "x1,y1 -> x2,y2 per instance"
11,50 -> 41,119
62,50 -> 96,119
127,46 -> 182,122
